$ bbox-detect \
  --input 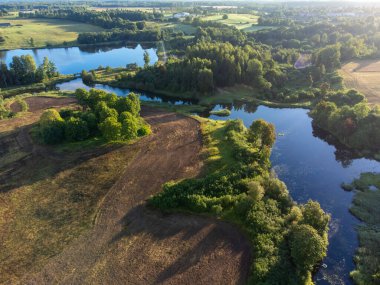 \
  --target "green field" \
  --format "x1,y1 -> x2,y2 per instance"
200,13 -> 259,31
0,15 -> 103,50
146,21 -> 197,35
